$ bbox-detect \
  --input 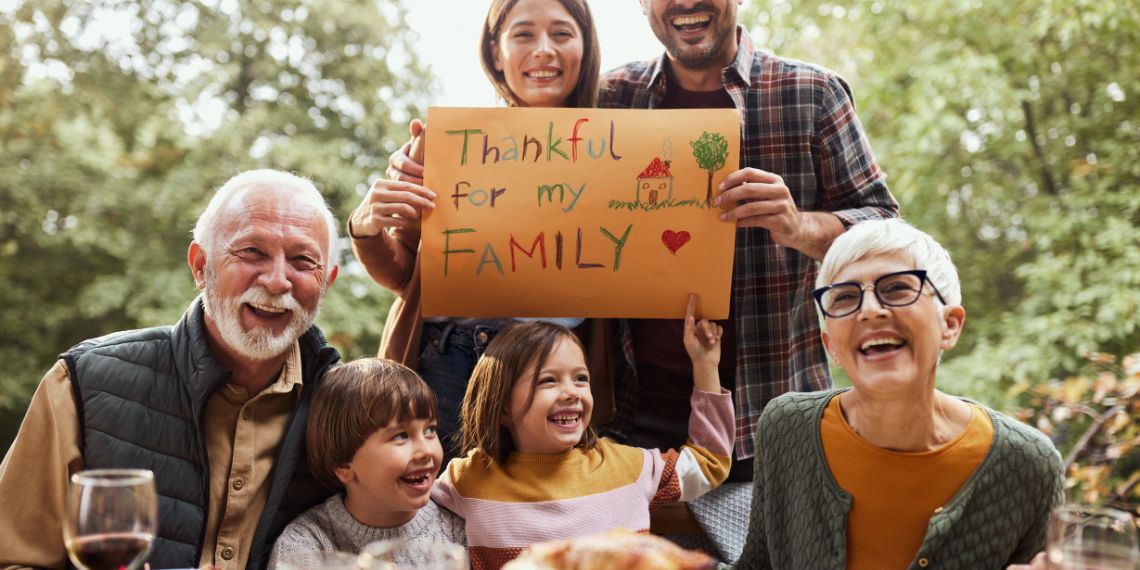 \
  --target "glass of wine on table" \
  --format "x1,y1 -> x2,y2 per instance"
64,469 -> 158,570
